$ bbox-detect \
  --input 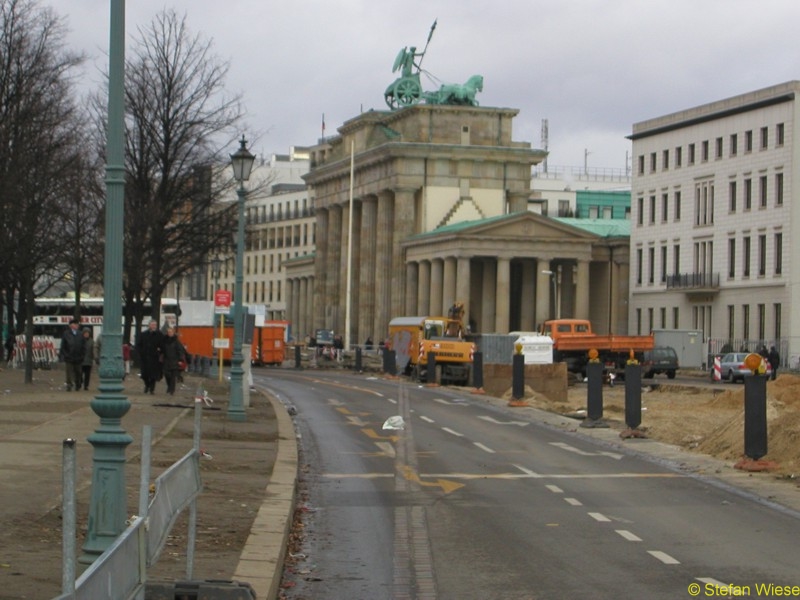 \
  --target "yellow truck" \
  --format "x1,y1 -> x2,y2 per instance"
388,306 -> 475,385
